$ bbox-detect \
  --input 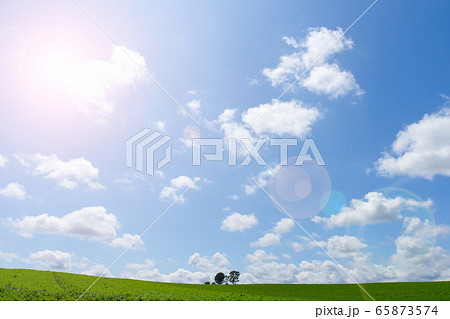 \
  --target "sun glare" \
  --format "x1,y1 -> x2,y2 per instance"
21,30 -> 95,103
